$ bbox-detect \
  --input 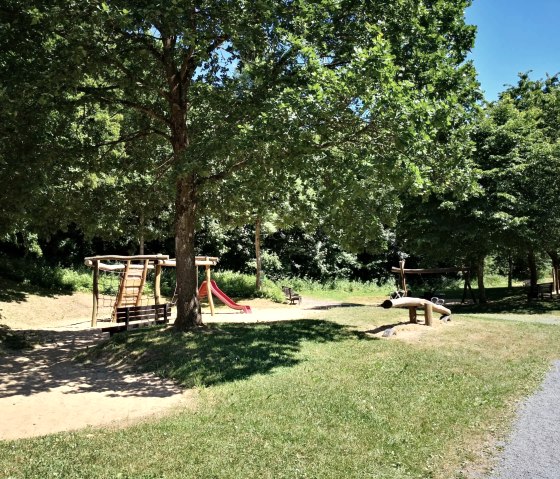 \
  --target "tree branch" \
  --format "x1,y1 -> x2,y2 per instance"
198,158 -> 252,185
87,128 -> 170,148
120,30 -> 165,64
82,90 -> 171,126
